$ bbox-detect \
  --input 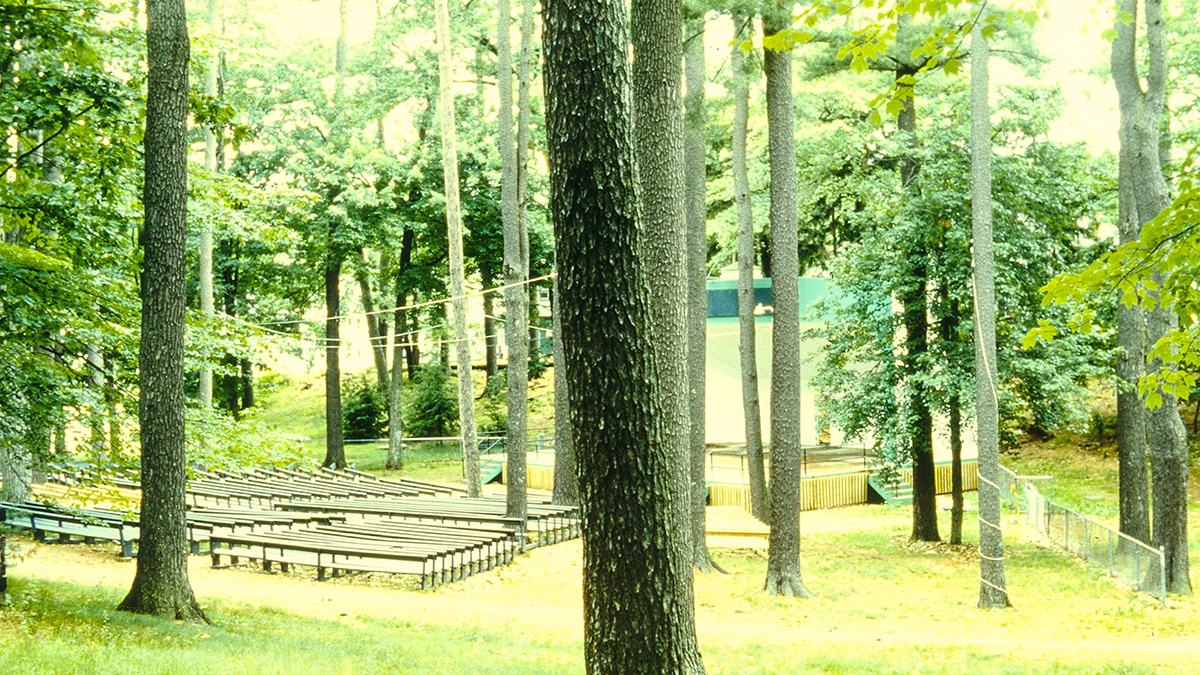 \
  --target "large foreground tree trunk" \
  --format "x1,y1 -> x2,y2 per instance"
971,17 -> 1010,608
762,8 -> 813,599
544,0 -> 705,668
118,0 -> 207,622
1112,0 -> 1190,595
730,15 -> 768,523
434,0 -> 480,498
